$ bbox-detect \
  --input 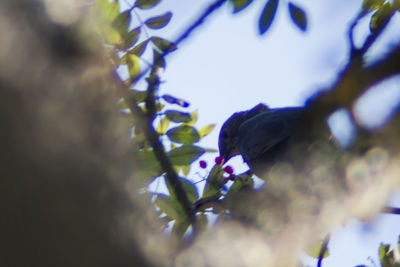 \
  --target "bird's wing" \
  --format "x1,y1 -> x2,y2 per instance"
238,107 -> 303,163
